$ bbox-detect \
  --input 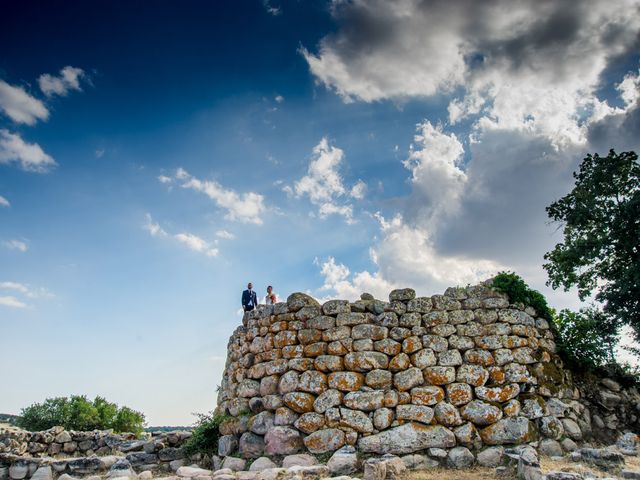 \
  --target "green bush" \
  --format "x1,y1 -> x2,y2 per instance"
491,271 -> 553,320
16,395 -> 145,434
181,411 -> 227,457
554,307 -> 618,370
